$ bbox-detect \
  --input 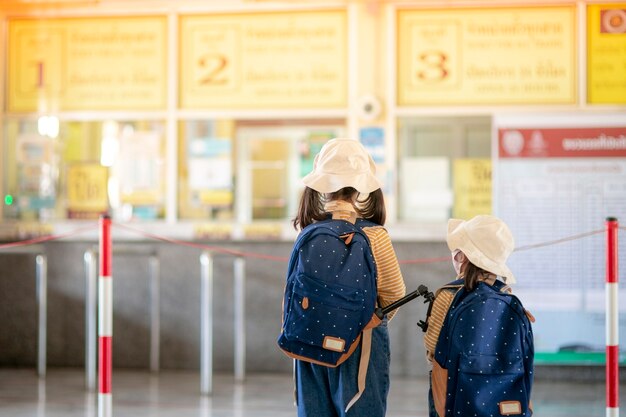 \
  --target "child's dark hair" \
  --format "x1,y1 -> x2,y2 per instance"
293,187 -> 386,230
463,262 -> 489,291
